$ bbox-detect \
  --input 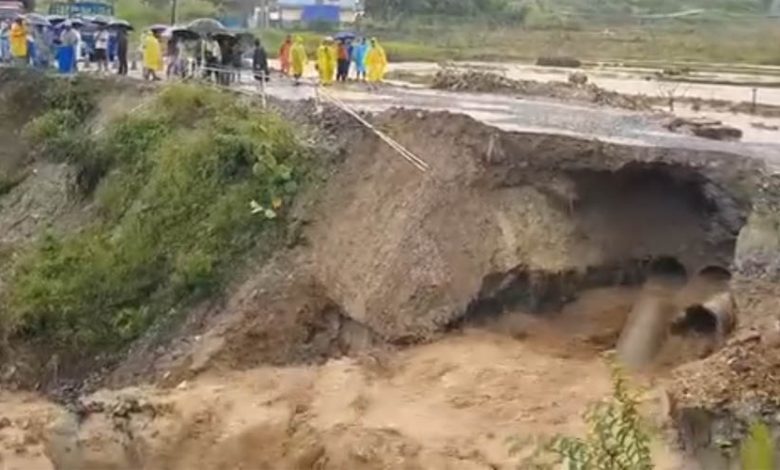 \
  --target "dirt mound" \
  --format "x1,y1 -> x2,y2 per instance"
431,69 -> 653,111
